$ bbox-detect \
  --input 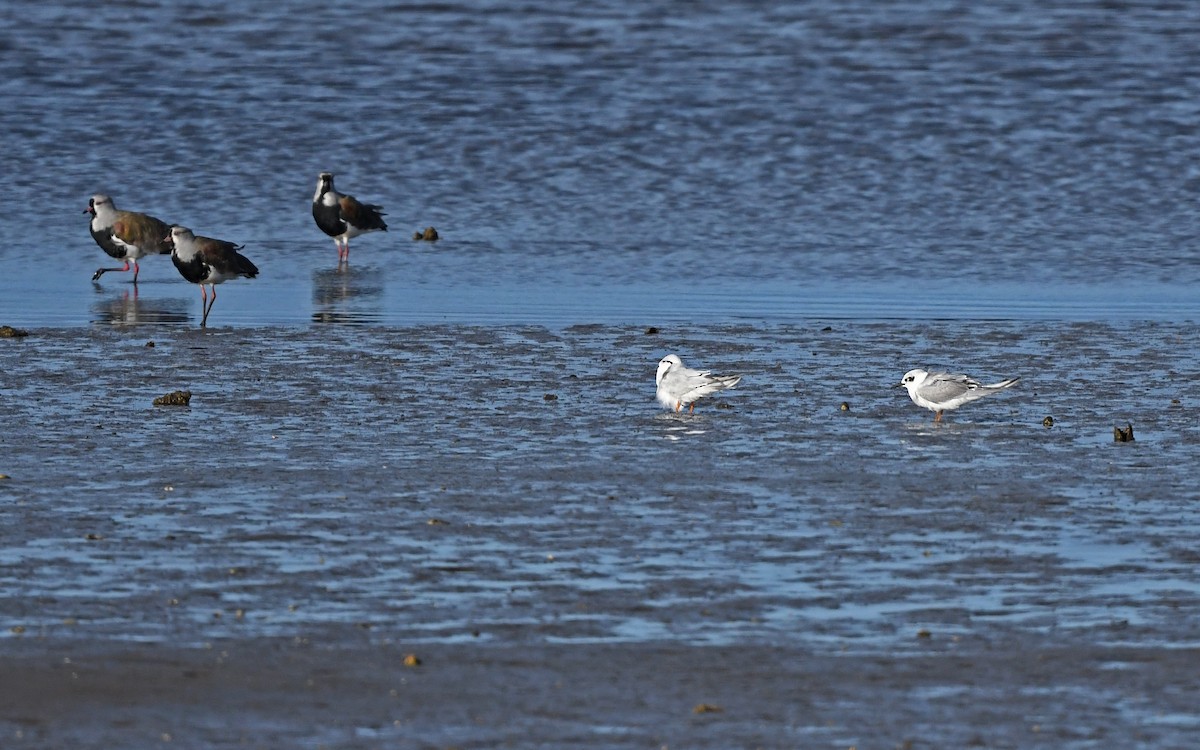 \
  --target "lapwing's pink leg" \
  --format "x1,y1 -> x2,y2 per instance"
92,260 -> 131,281
204,285 -> 218,327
